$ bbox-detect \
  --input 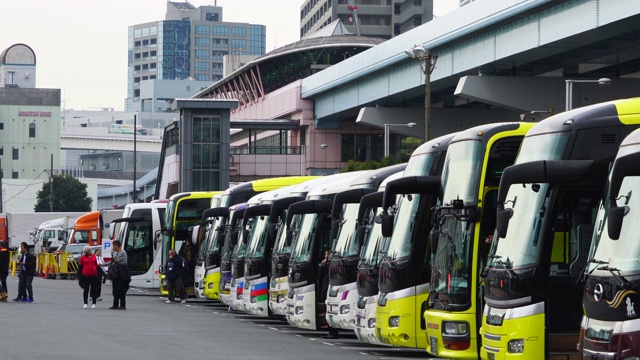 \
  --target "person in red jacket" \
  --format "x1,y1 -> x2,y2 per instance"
79,246 -> 99,309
